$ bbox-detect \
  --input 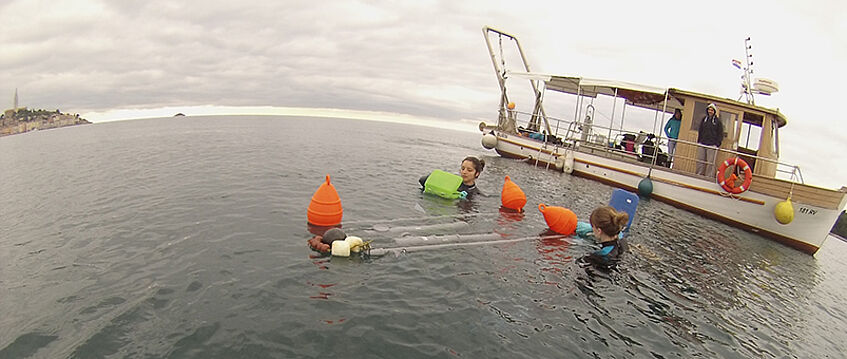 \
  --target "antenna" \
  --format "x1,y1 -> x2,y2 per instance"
735,38 -> 779,104
740,37 -> 756,105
